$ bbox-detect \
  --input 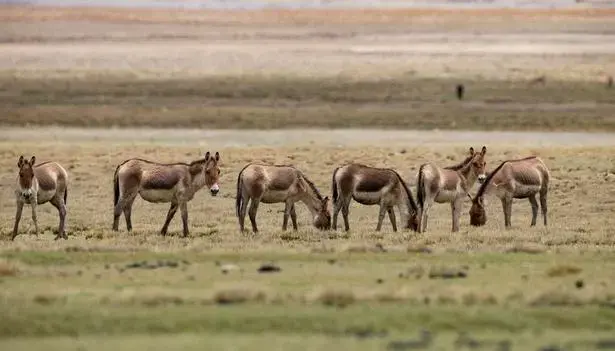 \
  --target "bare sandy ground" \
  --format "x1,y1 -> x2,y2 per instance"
3,127 -> 615,147
2,31 -> 614,80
